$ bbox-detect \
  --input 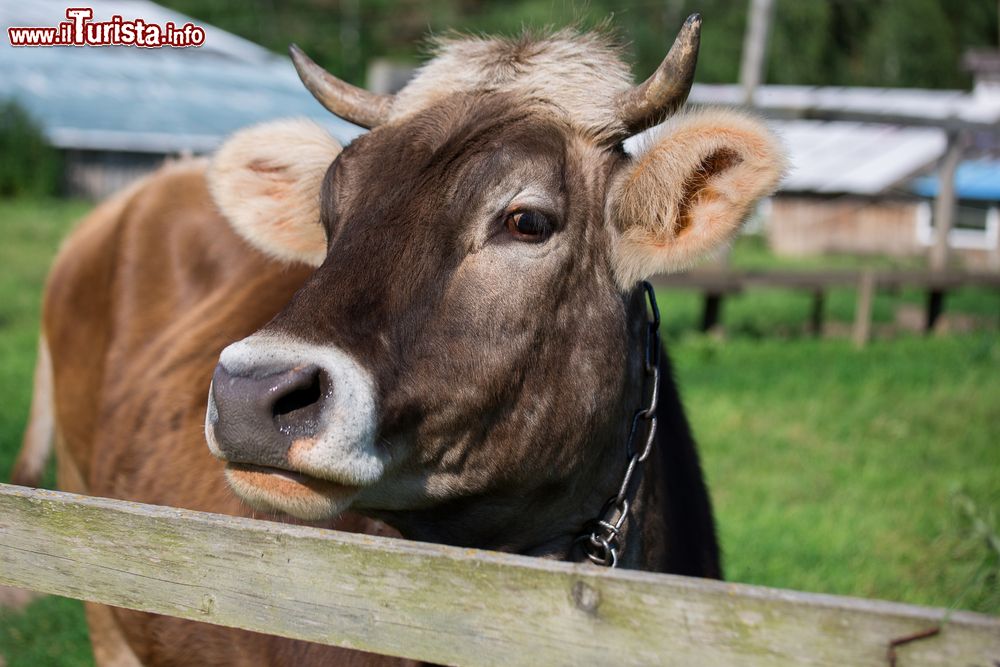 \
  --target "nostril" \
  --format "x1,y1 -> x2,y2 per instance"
273,370 -> 322,418
271,365 -> 328,437
210,361 -> 330,463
